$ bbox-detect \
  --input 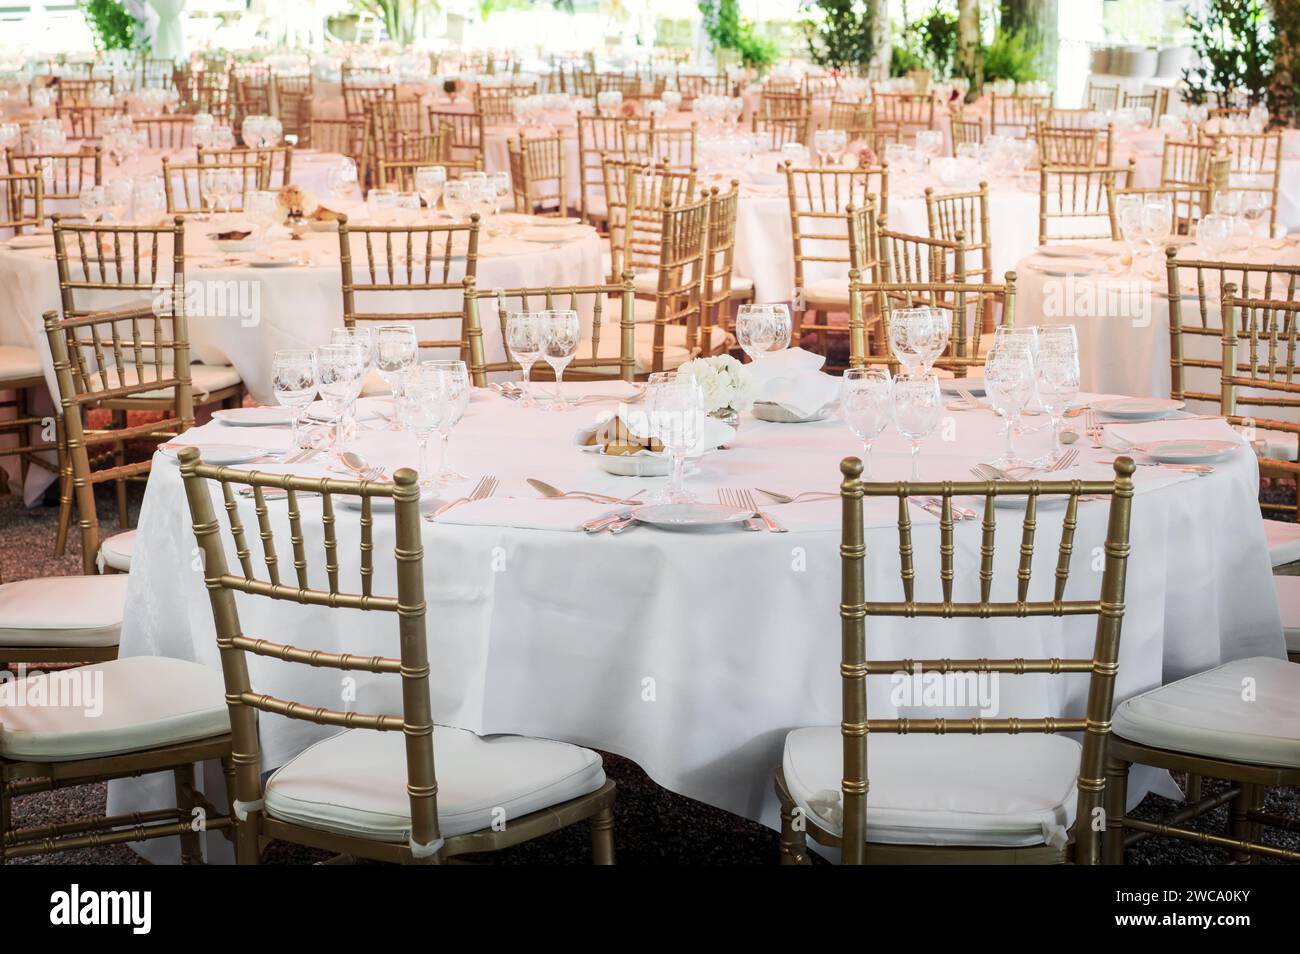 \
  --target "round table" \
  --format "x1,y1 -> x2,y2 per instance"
107,380 -> 1284,861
